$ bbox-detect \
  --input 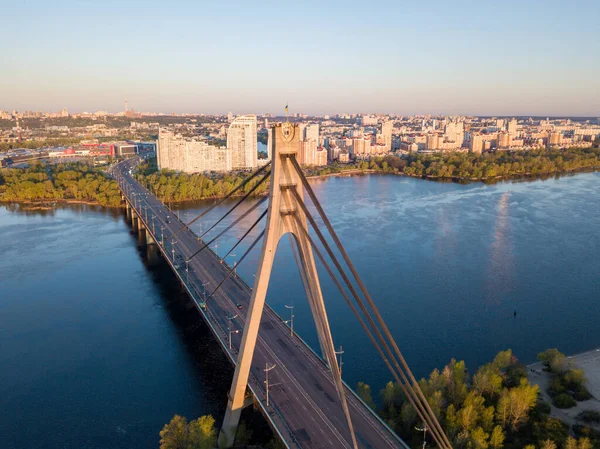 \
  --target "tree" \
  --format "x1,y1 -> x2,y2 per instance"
541,440 -> 557,449
357,381 -> 376,409
188,415 -> 216,449
159,414 -> 217,449
489,426 -> 505,449
160,415 -> 189,449
538,349 -> 567,374
564,436 -> 578,449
